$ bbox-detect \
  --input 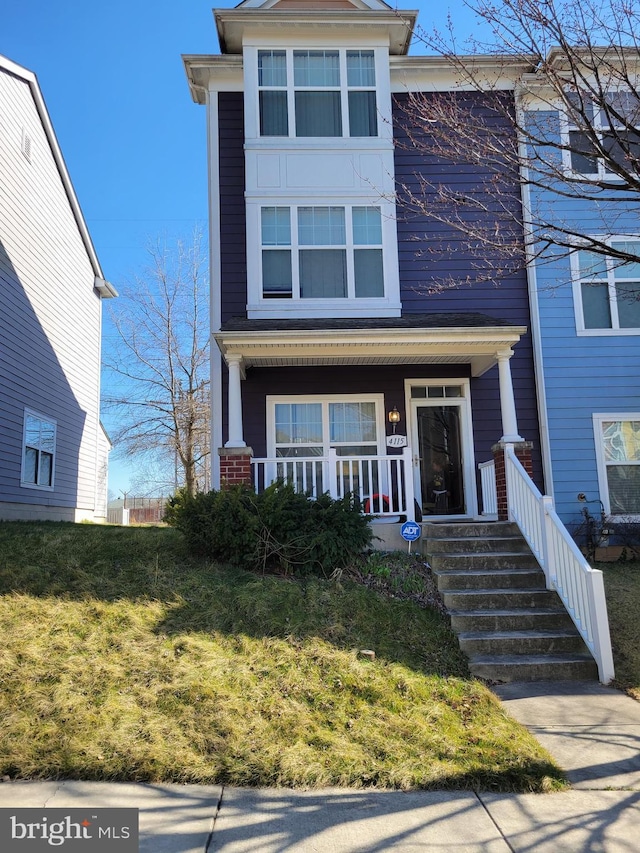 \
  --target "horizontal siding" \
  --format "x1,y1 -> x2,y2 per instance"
219,92 -> 247,323
0,67 -> 102,513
